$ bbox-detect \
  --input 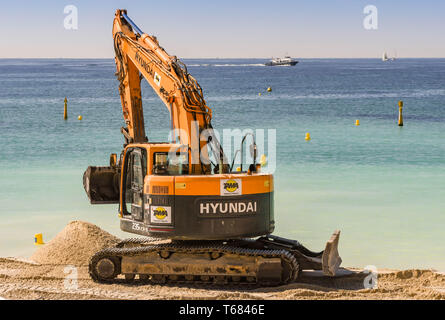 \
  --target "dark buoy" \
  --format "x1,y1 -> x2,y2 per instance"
64,97 -> 68,120
398,100 -> 403,126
